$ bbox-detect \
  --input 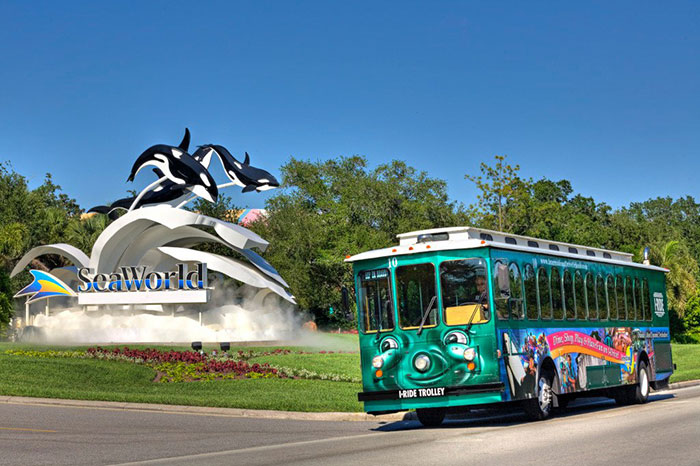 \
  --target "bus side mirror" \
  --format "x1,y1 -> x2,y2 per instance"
341,286 -> 349,313
341,286 -> 353,321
